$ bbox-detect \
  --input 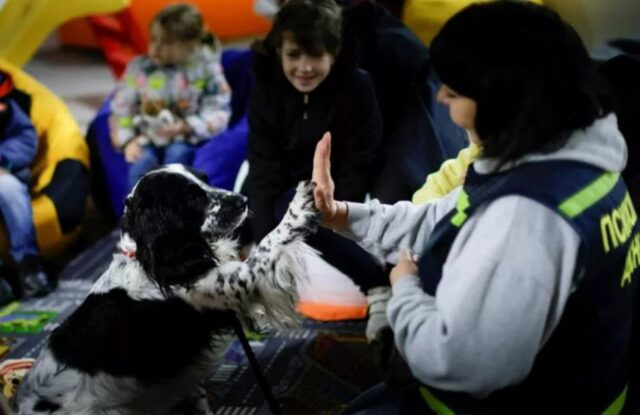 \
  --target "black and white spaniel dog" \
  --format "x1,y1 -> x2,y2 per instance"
14,164 -> 319,415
